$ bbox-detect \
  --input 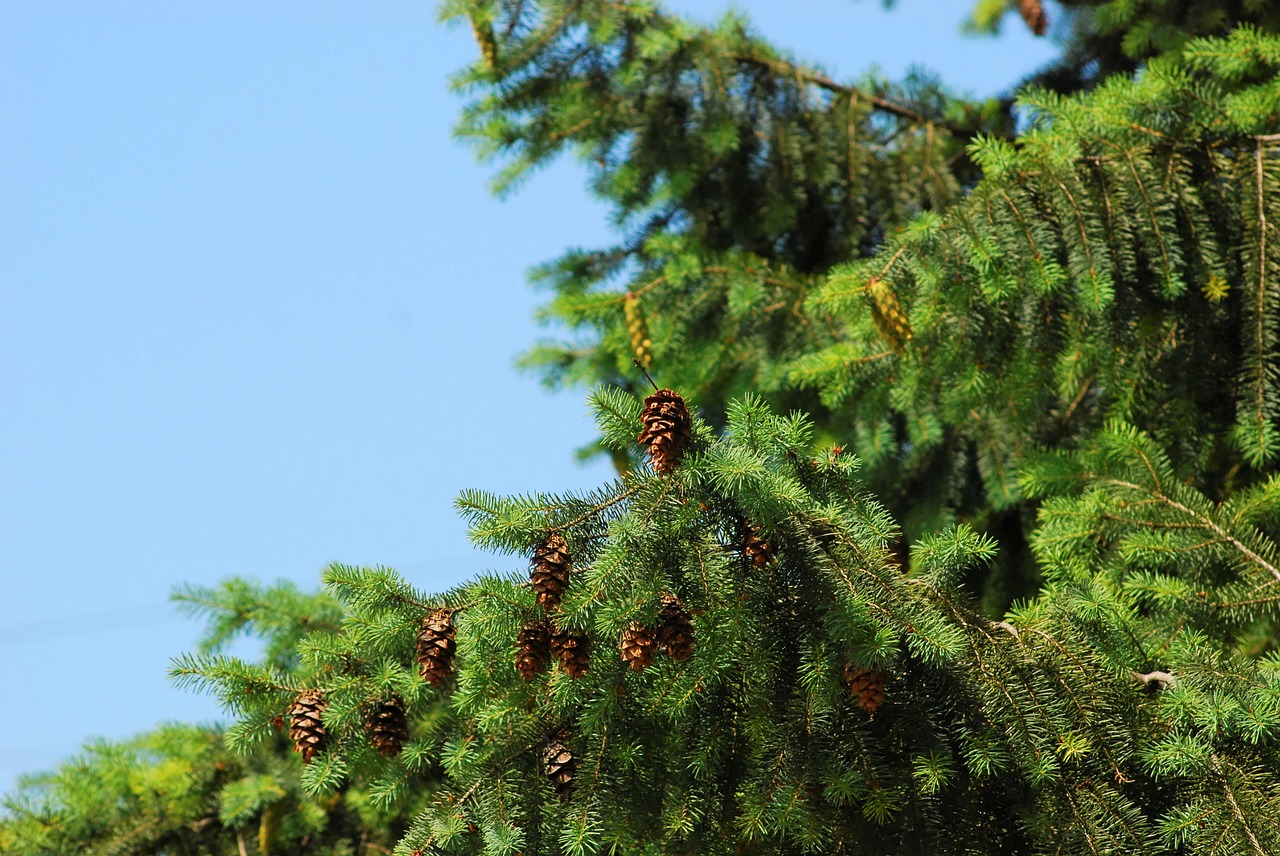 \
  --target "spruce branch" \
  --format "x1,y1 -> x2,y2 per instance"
726,52 -> 1007,143
1098,476 -> 1280,583
1212,755 -> 1270,856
